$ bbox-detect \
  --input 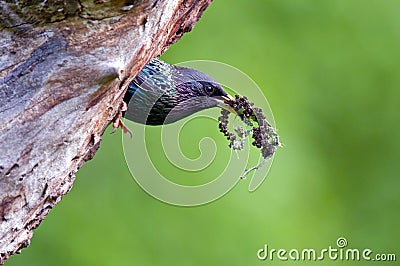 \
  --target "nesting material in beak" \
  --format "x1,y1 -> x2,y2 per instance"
215,95 -> 237,115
